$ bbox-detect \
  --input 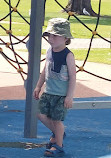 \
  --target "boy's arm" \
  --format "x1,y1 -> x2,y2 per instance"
33,65 -> 45,99
64,52 -> 76,108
